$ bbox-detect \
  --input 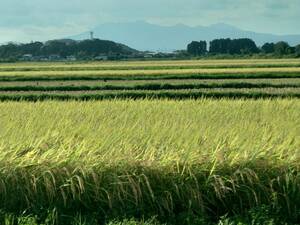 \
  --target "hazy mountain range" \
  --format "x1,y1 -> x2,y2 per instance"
70,21 -> 300,52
